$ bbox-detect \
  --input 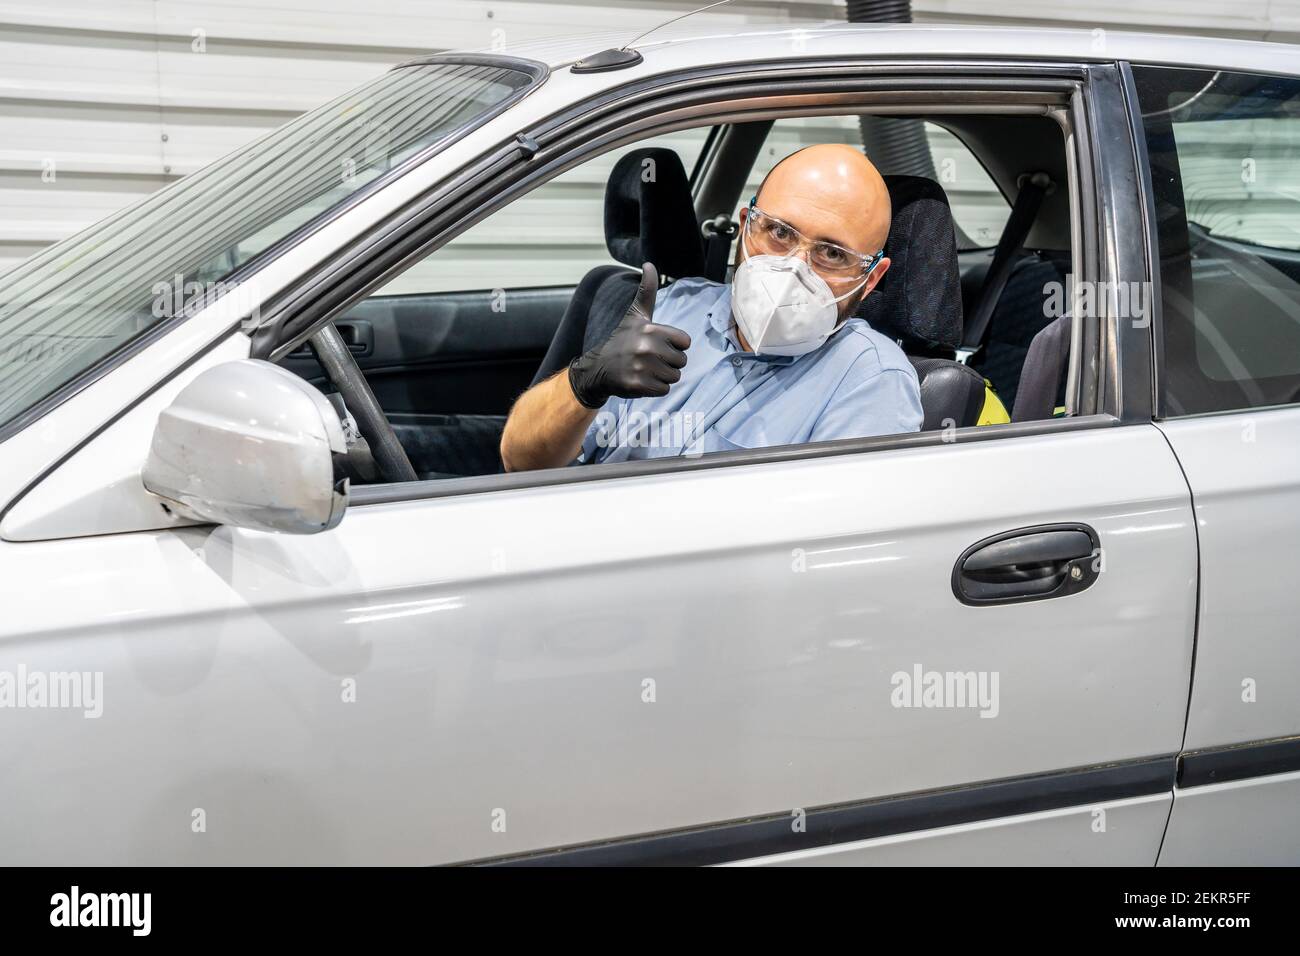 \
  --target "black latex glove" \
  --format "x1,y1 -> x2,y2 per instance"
568,262 -> 691,409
